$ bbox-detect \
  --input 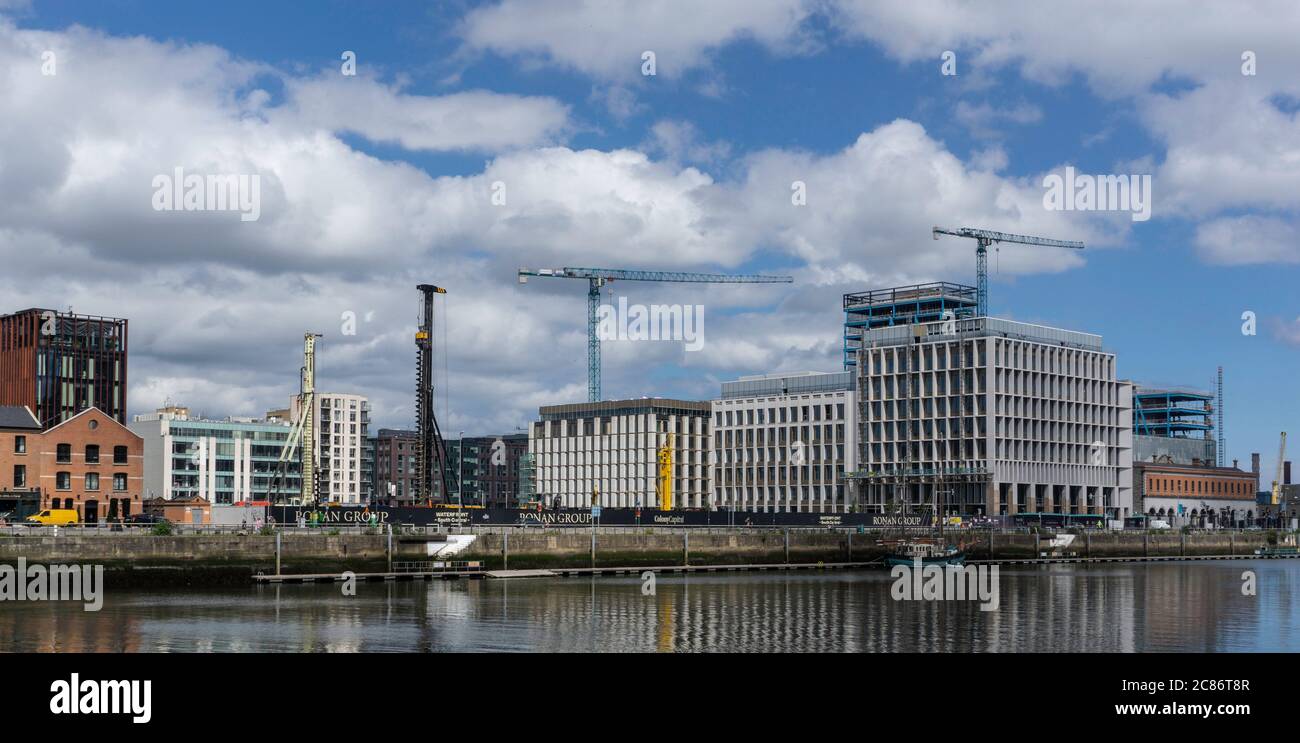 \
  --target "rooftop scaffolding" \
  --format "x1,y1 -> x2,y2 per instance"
842,282 -> 977,369
1134,386 -> 1214,439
